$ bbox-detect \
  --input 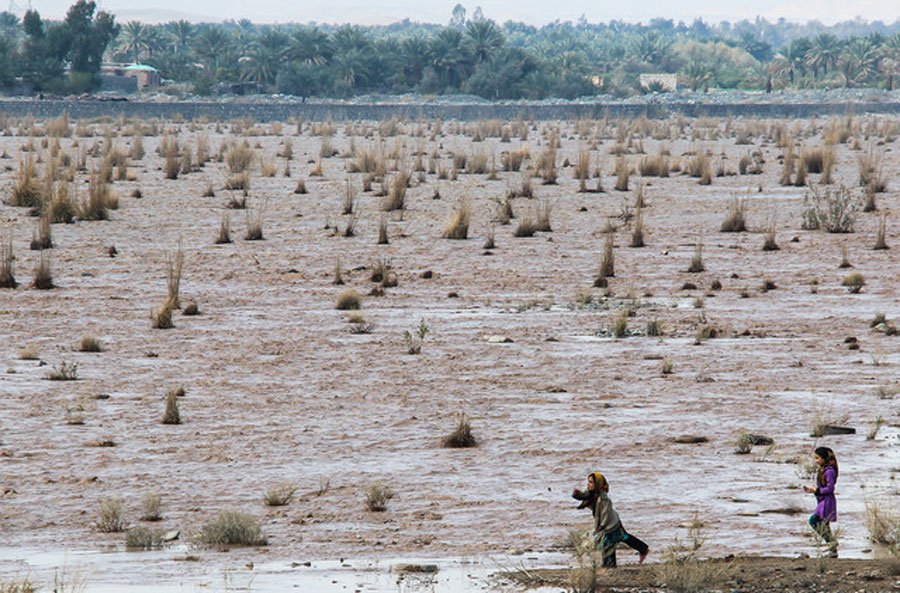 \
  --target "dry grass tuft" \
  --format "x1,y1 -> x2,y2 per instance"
166,245 -> 184,308
687,242 -> 705,273
31,251 -> 54,289
140,492 -> 163,522
442,414 -> 478,448
161,387 -> 182,425
79,334 -> 103,352
873,215 -> 888,250
151,298 -> 176,329
864,500 -> 899,545
720,198 -> 747,232
0,234 -> 17,289
382,170 -> 410,211
842,272 -> 865,293
215,214 -> 232,244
